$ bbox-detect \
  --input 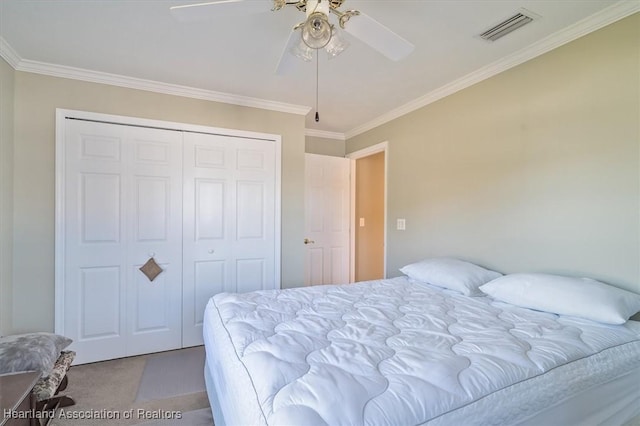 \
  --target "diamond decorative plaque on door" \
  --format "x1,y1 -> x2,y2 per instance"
139,257 -> 163,282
